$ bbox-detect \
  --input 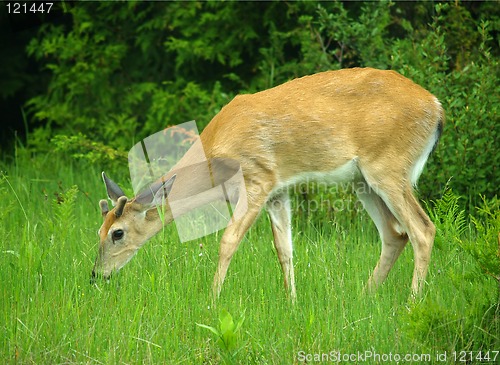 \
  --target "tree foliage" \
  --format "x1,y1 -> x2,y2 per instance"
4,0 -> 499,199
